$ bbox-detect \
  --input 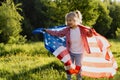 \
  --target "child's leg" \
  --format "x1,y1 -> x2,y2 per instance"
75,54 -> 83,80
75,54 -> 82,66
66,53 -> 75,80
